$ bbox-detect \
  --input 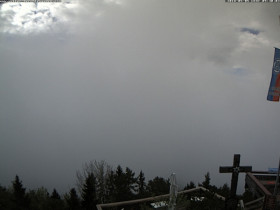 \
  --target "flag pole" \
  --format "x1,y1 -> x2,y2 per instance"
274,158 -> 280,196
272,158 -> 280,210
